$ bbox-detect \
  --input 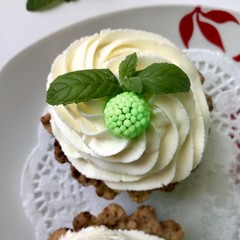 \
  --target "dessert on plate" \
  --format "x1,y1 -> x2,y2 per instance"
48,203 -> 184,240
42,29 -> 212,202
